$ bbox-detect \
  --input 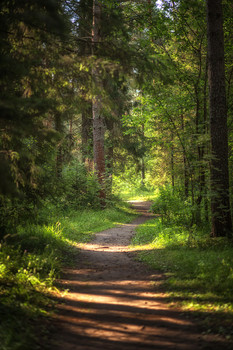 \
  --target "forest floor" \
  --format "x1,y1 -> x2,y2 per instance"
49,201 -> 232,350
